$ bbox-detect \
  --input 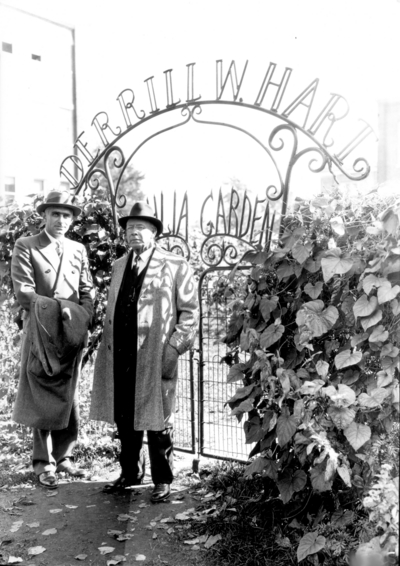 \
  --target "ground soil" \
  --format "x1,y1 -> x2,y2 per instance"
0,454 -> 209,566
